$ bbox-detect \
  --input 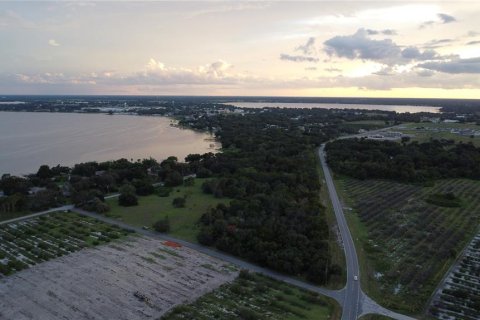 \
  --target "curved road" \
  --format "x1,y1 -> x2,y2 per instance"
320,143 -> 416,320
320,144 -> 361,319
